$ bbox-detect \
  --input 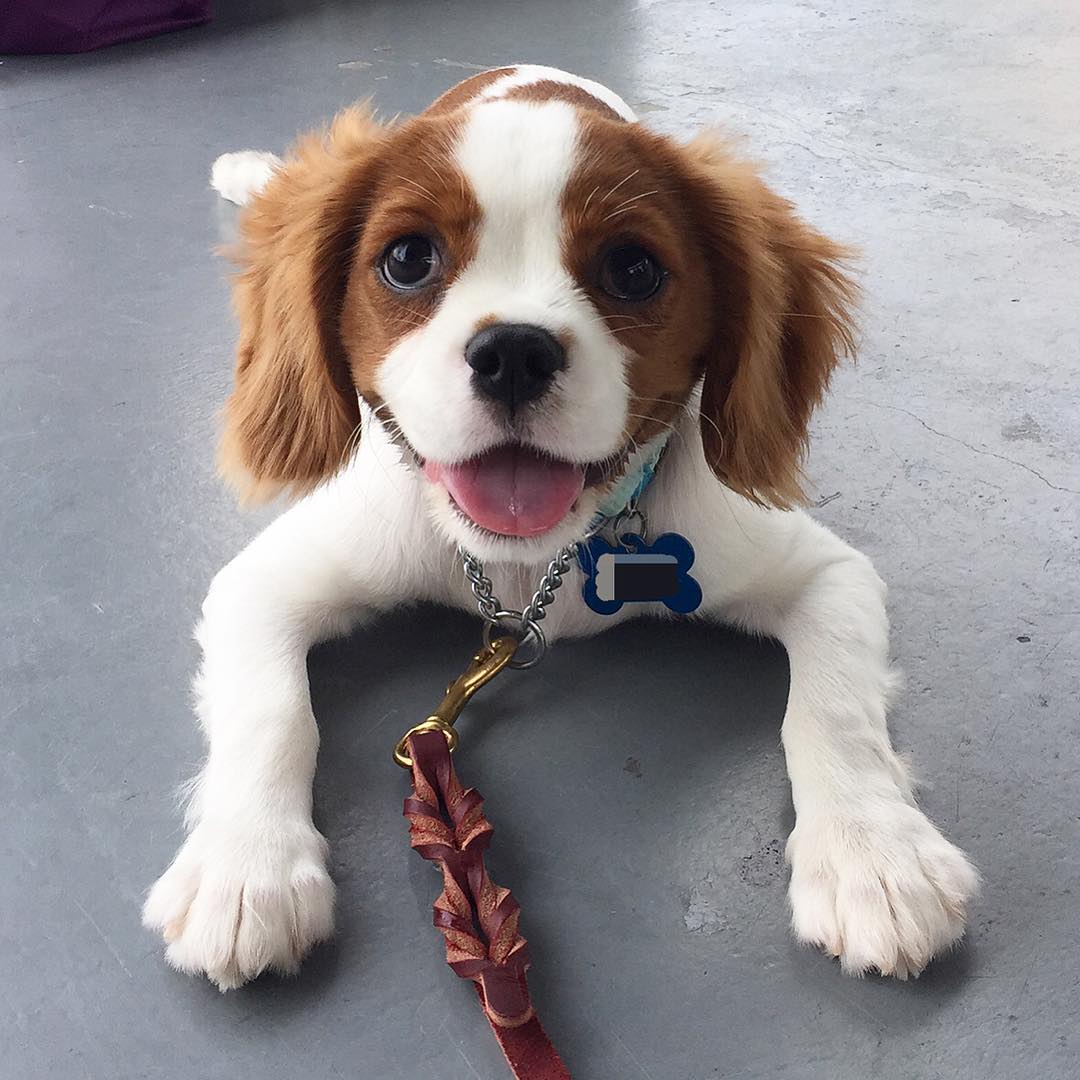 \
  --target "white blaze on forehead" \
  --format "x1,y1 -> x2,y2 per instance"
454,99 -> 578,287
479,64 -> 638,123
376,96 -> 630,470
